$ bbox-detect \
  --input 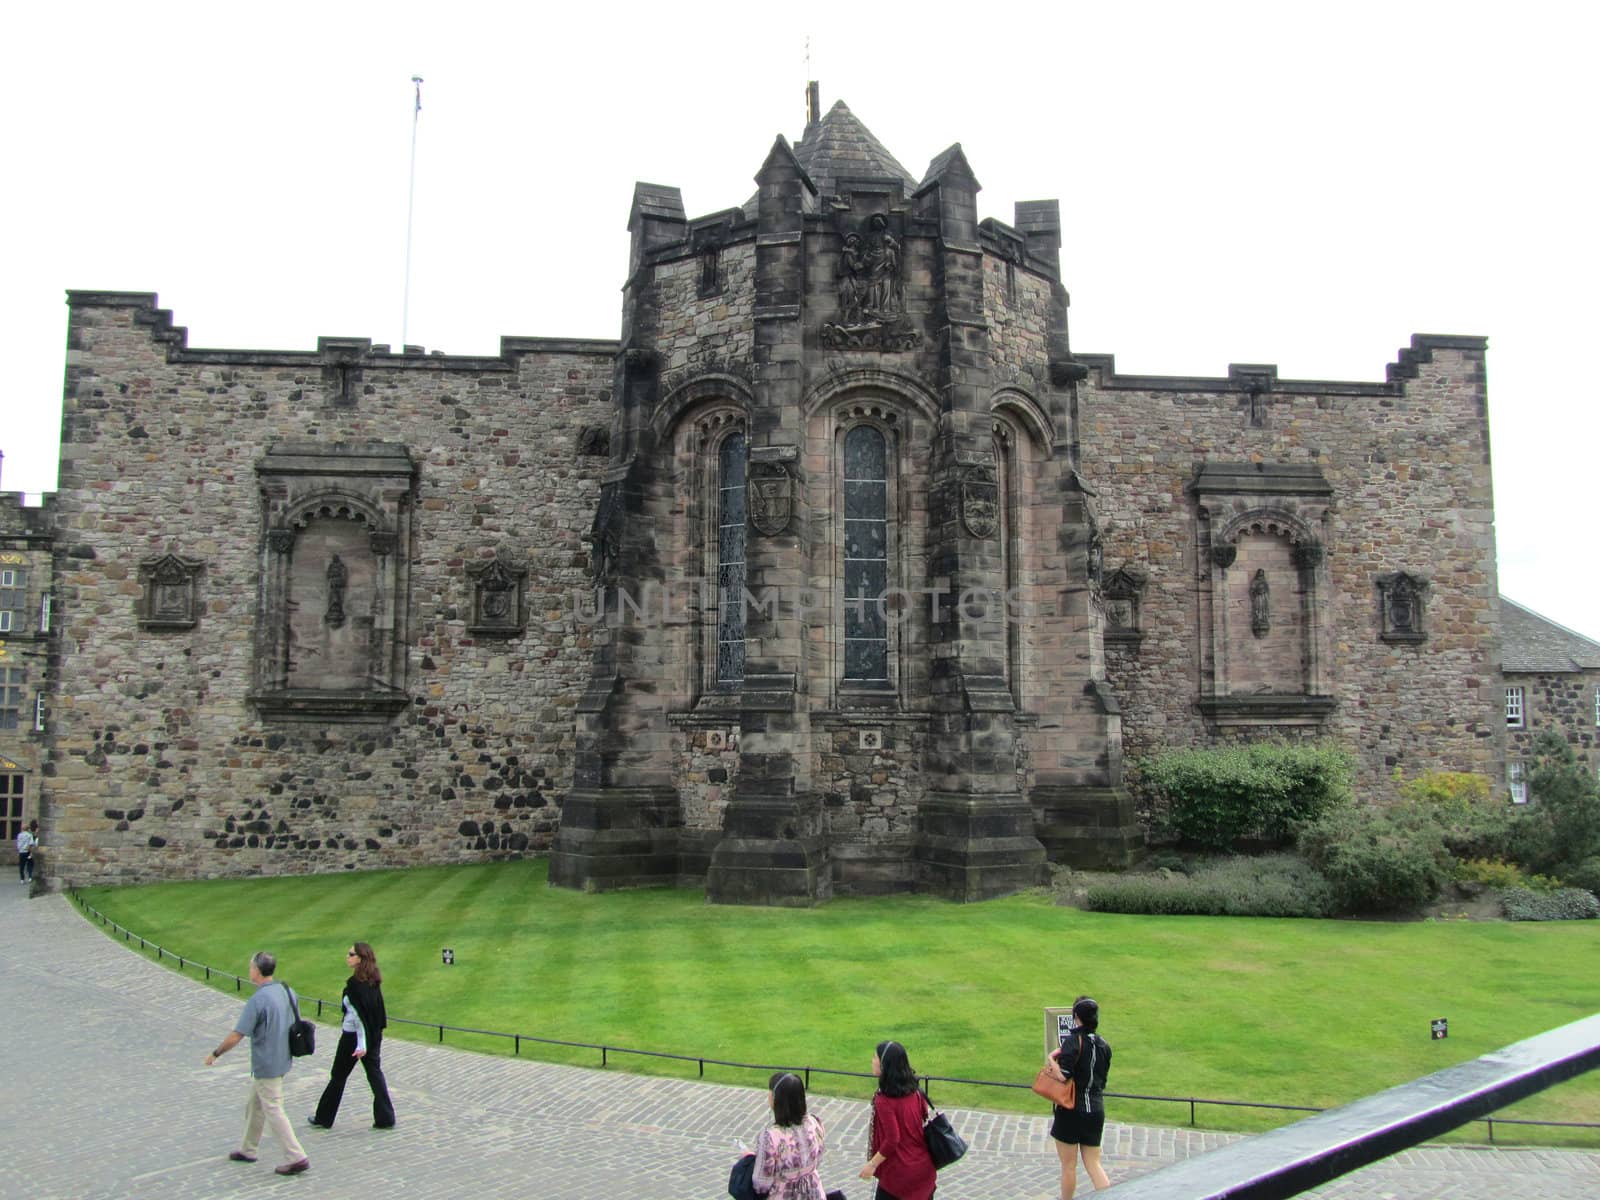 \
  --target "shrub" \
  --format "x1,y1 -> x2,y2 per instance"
1295,804 -> 1452,914
1501,886 -> 1600,921
1524,730 -> 1600,871
1398,771 -> 1491,810
1140,743 -> 1353,852
1085,854 -> 1336,918
1394,770 -> 1516,862
1560,856 -> 1600,898
1454,858 -> 1526,889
